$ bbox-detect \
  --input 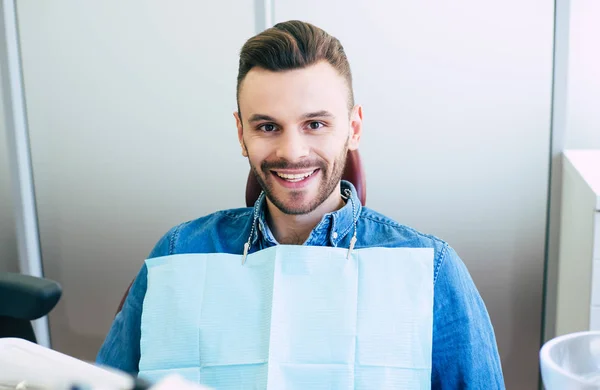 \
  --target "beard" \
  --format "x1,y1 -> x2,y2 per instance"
248,141 -> 349,215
